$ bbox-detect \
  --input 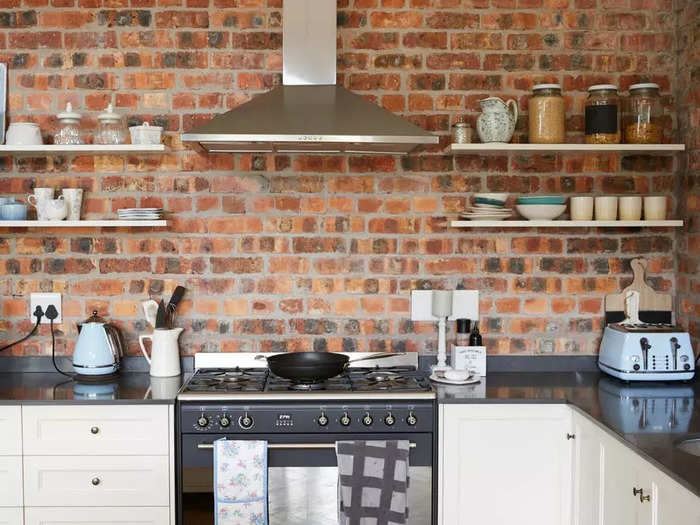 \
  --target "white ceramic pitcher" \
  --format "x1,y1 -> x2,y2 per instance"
476,97 -> 518,143
139,328 -> 183,377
